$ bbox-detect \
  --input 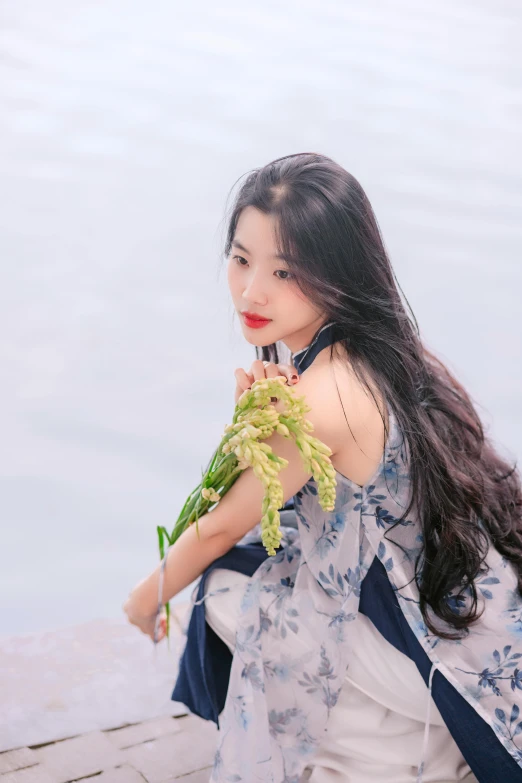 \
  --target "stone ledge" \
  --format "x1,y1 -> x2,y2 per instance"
105,715 -> 184,750
0,747 -> 39,775
0,604 -> 193,753
33,731 -> 126,783
0,712 -> 217,783
120,715 -> 218,782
